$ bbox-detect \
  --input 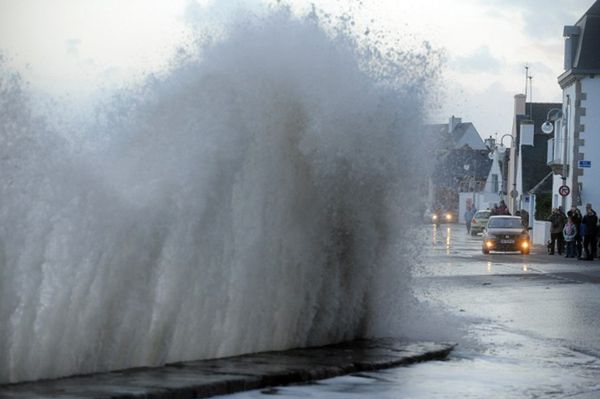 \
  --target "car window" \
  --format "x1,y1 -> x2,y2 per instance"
475,211 -> 491,218
488,218 -> 523,229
